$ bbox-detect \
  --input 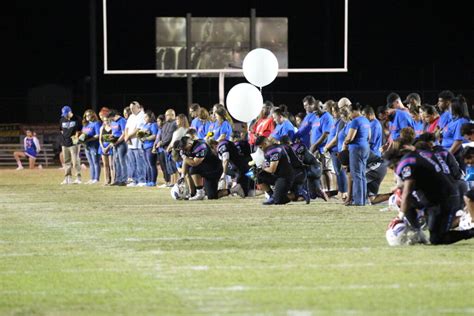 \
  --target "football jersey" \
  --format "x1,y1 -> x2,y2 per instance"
263,144 -> 294,179
217,140 -> 249,172
396,150 -> 456,202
